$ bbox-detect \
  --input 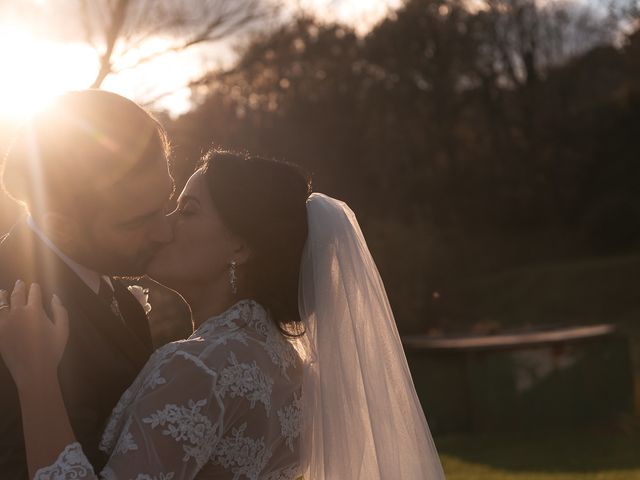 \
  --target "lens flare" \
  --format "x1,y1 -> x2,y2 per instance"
0,24 -> 98,121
